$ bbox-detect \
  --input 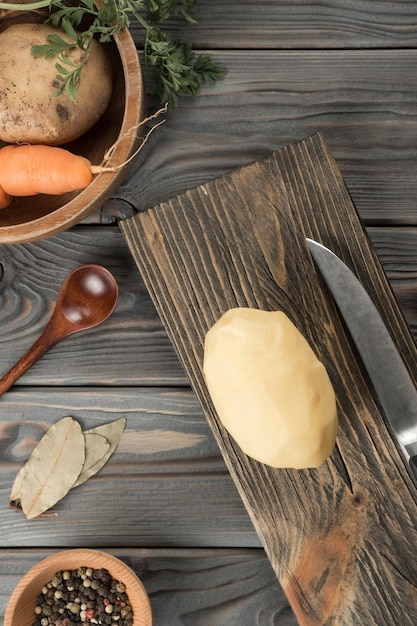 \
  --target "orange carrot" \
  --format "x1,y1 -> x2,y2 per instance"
0,183 -> 12,209
0,108 -> 169,203
0,145 -> 94,196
